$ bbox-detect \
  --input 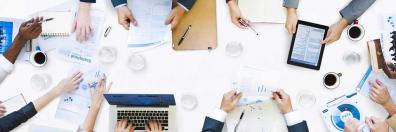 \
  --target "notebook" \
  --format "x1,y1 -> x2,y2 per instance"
2,93 -> 27,116
39,11 -> 73,37
238,0 -> 286,23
